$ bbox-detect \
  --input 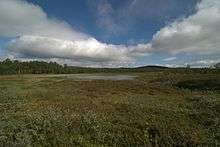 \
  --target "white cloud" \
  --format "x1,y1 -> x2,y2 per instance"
163,57 -> 177,61
0,0 -> 87,40
6,34 -> 152,64
0,0 -> 220,67
0,0 -> 151,66
152,0 -> 220,55
92,0 -> 124,35
7,35 -> 134,62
